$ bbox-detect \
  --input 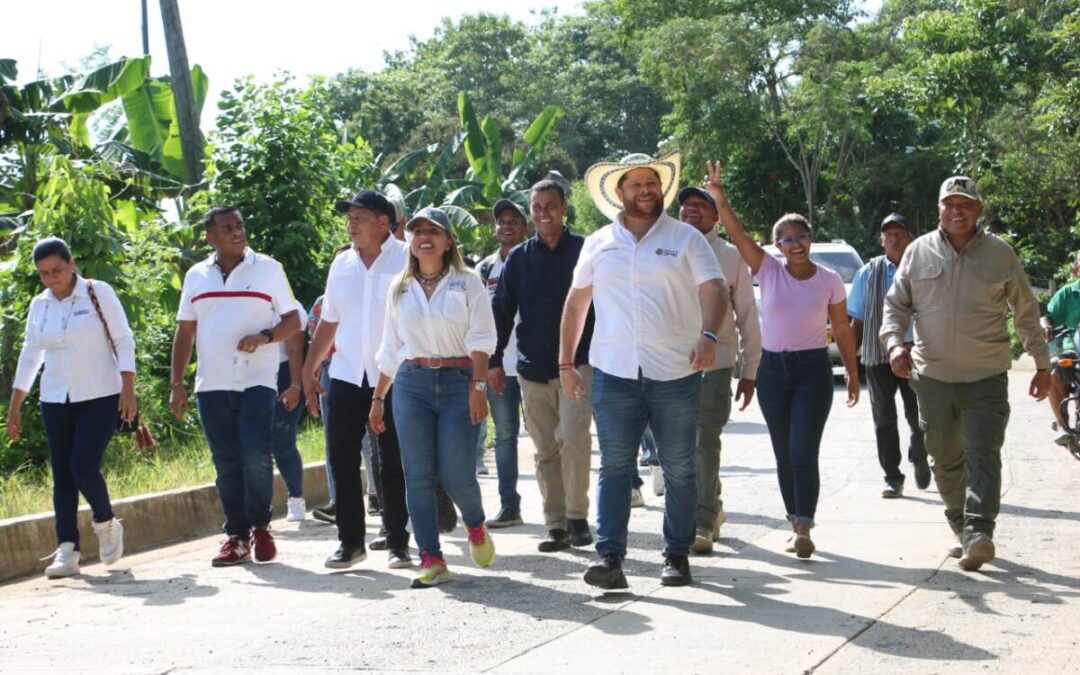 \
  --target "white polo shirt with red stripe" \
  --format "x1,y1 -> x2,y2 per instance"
177,248 -> 300,393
